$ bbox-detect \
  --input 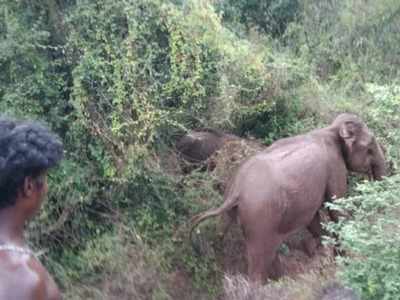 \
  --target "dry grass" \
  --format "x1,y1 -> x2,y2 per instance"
222,252 -> 361,300
223,274 -> 359,300
62,230 -> 175,300
209,138 -> 265,190
222,258 -> 338,300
